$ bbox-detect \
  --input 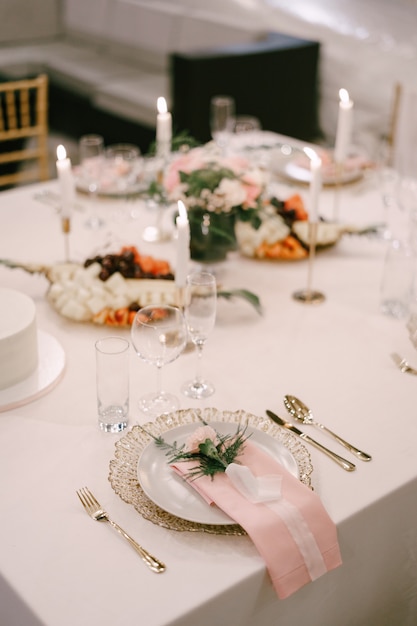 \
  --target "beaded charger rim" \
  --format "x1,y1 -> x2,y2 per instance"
108,407 -> 314,535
